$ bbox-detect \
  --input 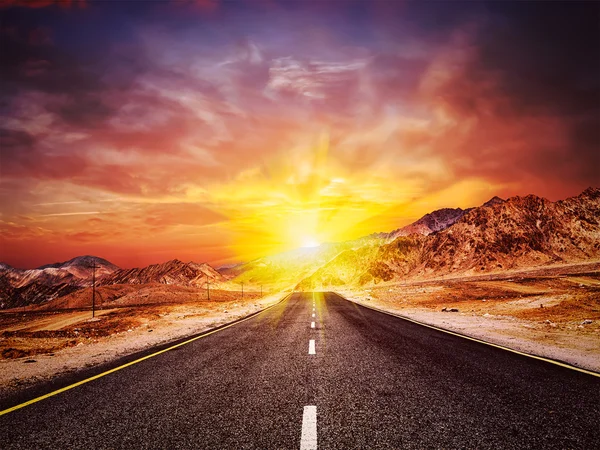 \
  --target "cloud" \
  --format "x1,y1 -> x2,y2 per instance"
1,1 -> 598,267
0,0 -> 86,9
411,8 -> 600,197
144,203 -> 227,229
41,211 -> 101,217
